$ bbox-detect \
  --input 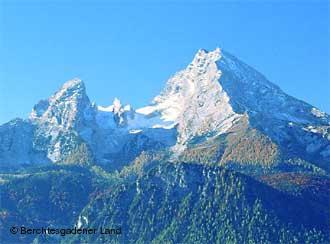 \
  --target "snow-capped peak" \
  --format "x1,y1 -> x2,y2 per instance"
97,98 -> 132,114
27,78 -> 94,162
96,98 -> 135,128
61,77 -> 83,90
189,48 -> 221,69
30,77 -> 92,130
137,48 -> 241,145
51,78 -> 86,102
113,98 -> 122,113
136,47 -> 330,147
2,48 -> 329,167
